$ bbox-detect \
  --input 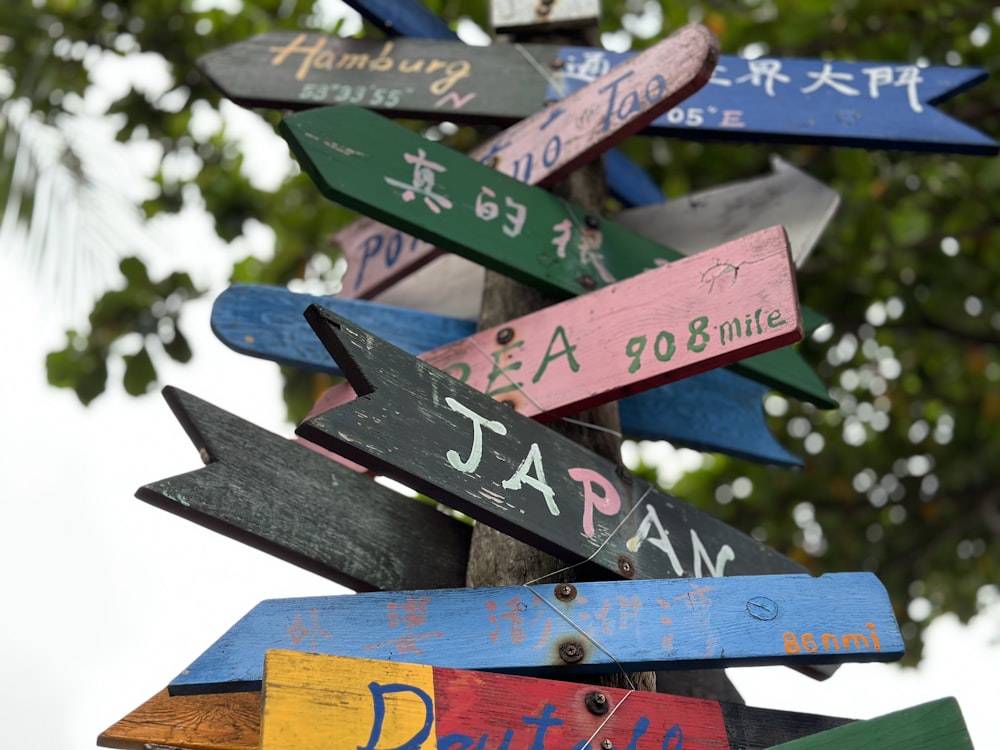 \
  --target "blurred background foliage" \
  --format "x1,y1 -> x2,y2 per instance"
1,0 -> 997,665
